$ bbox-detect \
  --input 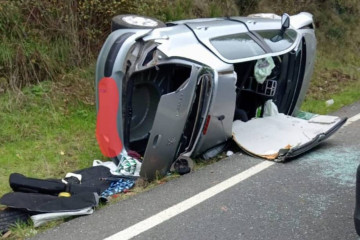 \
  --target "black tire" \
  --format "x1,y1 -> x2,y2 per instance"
111,14 -> 166,32
170,156 -> 194,175
0,208 -> 30,234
